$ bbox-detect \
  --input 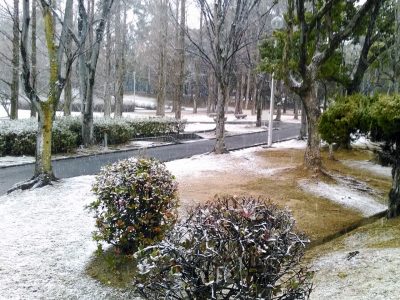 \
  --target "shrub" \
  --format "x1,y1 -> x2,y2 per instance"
127,118 -> 186,137
89,158 -> 179,255
135,196 -> 313,299
93,118 -> 134,145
